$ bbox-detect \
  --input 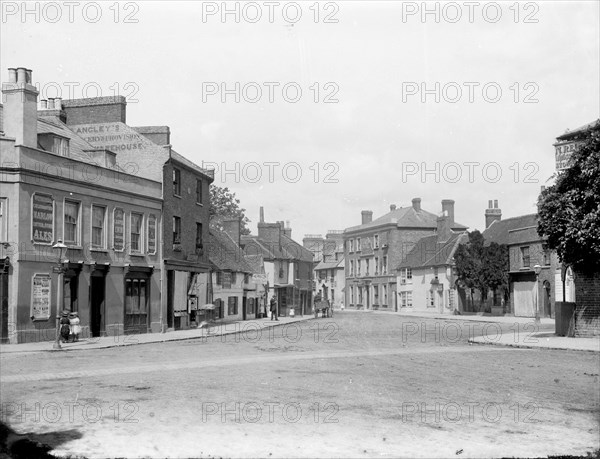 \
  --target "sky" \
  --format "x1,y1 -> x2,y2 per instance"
2,0 -> 599,241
